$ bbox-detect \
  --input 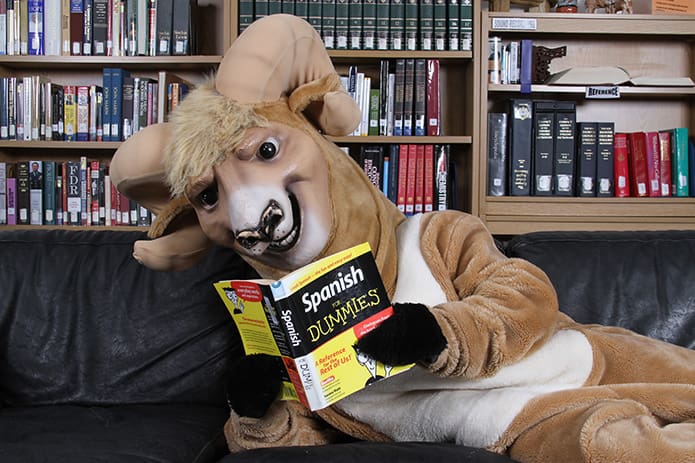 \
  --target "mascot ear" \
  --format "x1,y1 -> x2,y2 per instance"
214,13 -> 361,136
110,123 -> 212,271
